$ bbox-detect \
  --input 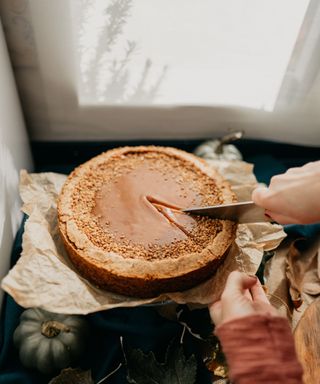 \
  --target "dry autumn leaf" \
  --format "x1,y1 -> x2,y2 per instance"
286,238 -> 320,309
126,340 -> 197,384
48,368 -> 94,384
